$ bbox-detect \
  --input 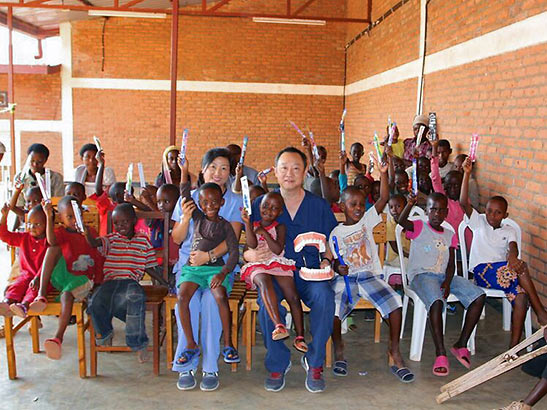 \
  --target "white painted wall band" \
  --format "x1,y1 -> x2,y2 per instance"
60,22 -> 74,178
